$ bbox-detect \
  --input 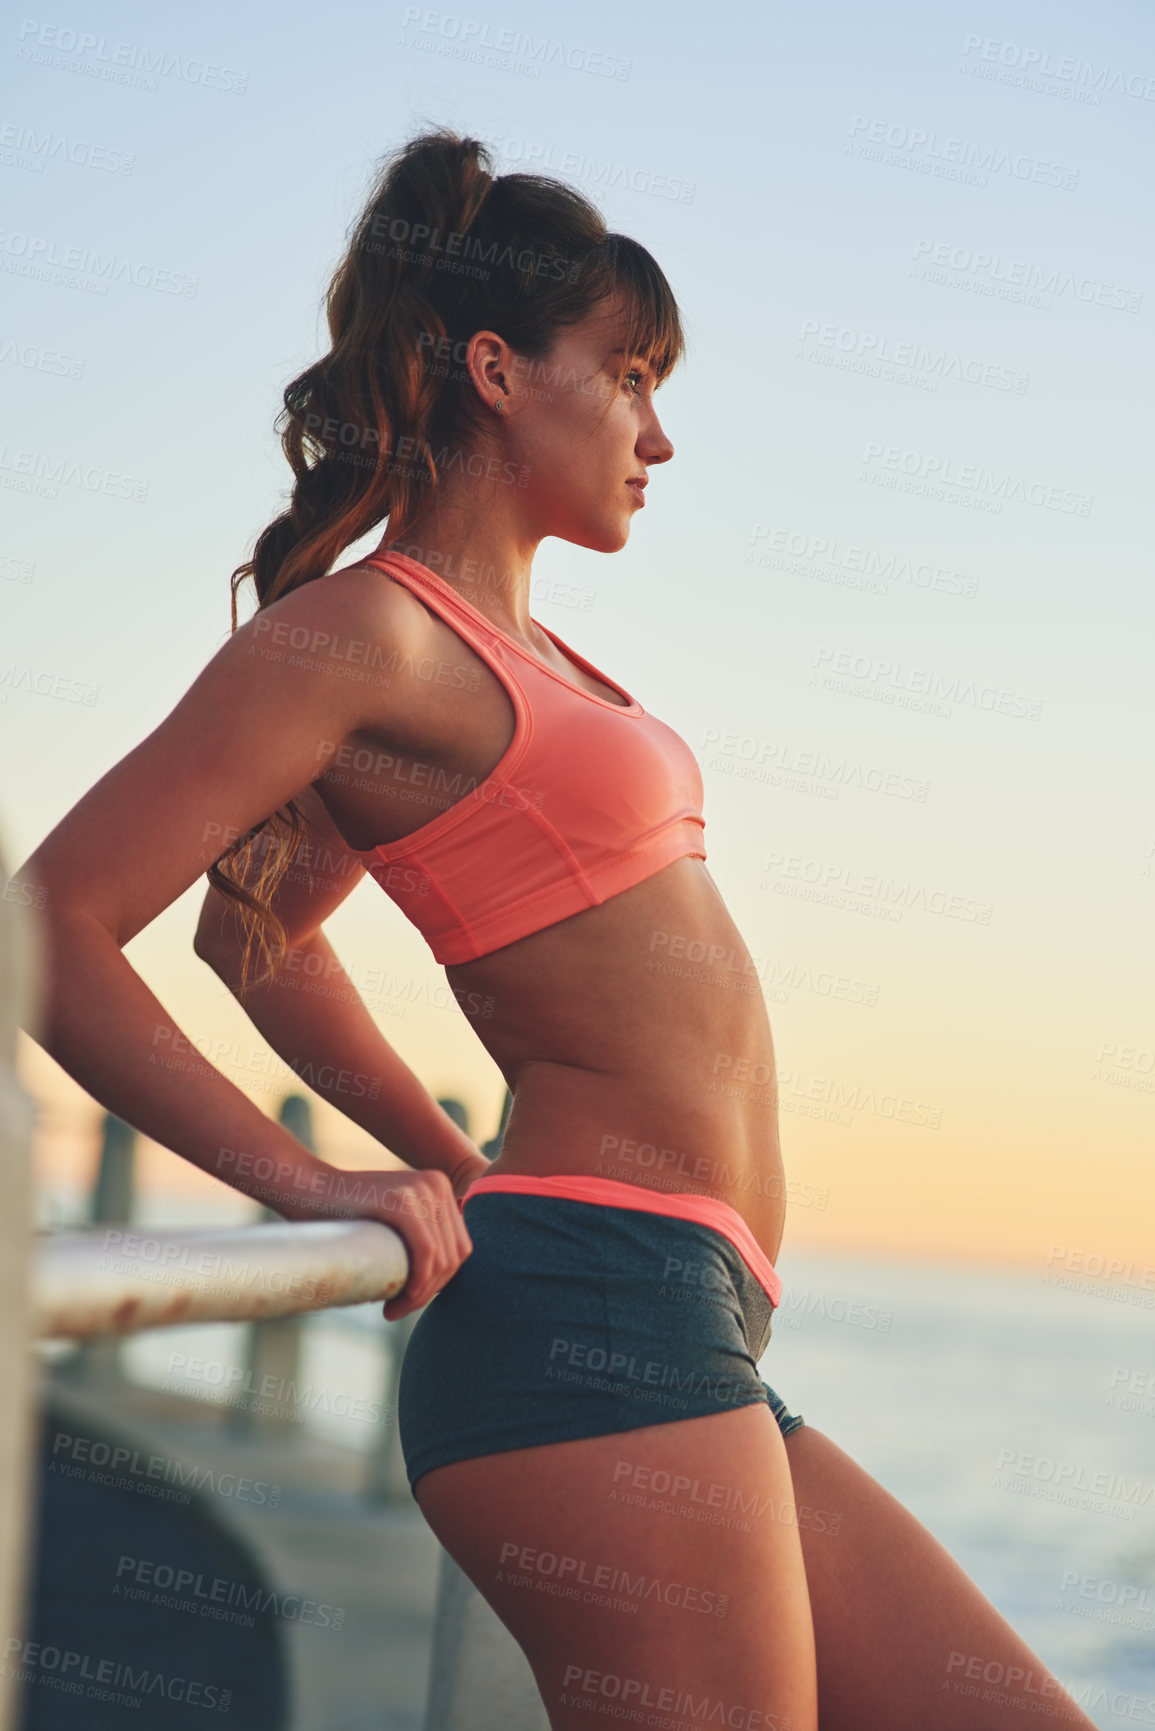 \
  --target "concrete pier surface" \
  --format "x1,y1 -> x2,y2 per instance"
23,1365 -> 442,1731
